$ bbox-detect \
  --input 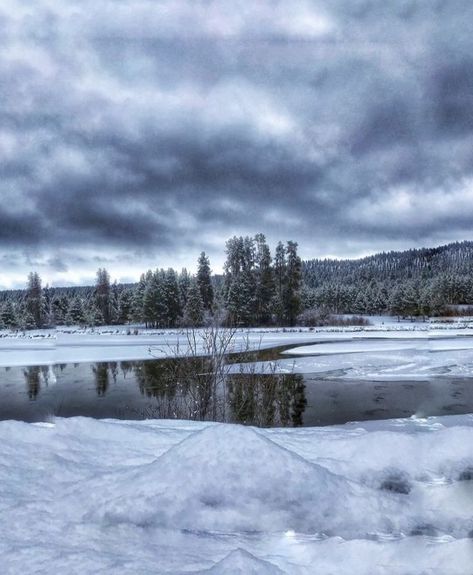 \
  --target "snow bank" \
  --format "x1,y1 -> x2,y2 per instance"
76,424 -> 387,537
195,548 -> 285,574
0,415 -> 472,574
